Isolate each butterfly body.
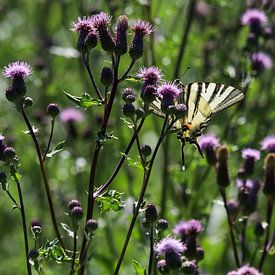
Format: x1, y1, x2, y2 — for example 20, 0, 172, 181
152, 81, 244, 143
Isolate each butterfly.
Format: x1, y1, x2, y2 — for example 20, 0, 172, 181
152, 82, 244, 165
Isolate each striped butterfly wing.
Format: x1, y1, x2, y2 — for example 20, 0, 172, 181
179, 82, 244, 139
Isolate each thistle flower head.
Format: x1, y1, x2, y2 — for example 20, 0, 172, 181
60, 108, 84, 123
137, 66, 163, 83
132, 19, 155, 36
252, 52, 272, 71
261, 135, 275, 152
173, 220, 203, 237
154, 237, 184, 256
241, 9, 268, 26
2, 61, 32, 79
199, 134, 219, 150
92, 12, 112, 29
227, 265, 262, 275
236, 179, 259, 190
71, 16, 93, 33
157, 83, 181, 100
242, 148, 260, 161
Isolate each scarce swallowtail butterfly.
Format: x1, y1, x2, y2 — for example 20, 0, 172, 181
152, 81, 244, 166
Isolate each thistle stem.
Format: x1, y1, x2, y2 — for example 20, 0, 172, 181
118, 59, 135, 82
220, 187, 240, 267
79, 56, 120, 273
12, 169, 32, 275
148, 226, 155, 275
94, 117, 146, 198
258, 198, 273, 272
114, 117, 168, 274
70, 230, 77, 275
20, 107, 64, 249
82, 54, 103, 101
43, 118, 55, 161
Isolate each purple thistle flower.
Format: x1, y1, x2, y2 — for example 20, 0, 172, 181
132, 19, 154, 36
261, 135, 275, 152
236, 178, 259, 190
91, 12, 112, 29
227, 265, 262, 275
173, 219, 203, 237
2, 61, 32, 79
242, 148, 260, 161
157, 83, 180, 100
137, 66, 163, 83
241, 9, 267, 26
251, 52, 272, 71
199, 134, 219, 150
154, 237, 184, 256
60, 108, 84, 123
71, 16, 93, 33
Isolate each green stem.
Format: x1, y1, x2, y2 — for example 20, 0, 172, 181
114, 117, 169, 274
258, 198, 273, 272
12, 168, 32, 275
43, 118, 55, 161
148, 226, 154, 275
21, 107, 65, 249
220, 187, 240, 267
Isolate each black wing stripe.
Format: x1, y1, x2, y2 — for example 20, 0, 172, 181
192, 82, 203, 120
208, 83, 221, 104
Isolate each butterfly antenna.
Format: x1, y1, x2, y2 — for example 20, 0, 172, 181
178, 66, 191, 80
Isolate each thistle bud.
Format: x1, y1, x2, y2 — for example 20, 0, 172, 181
115, 15, 129, 55
100, 67, 113, 87
122, 88, 135, 103
122, 103, 136, 120
84, 29, 98, 50
144, 203, 158, 225
68, 199, 81, 210
262, 153, 275, 198
141, 85, 157, 104
77, 30, 89, 54
5, 87, 21, 103
4, 147, 16, 162
24, 97, 33, 108
140, 144, 152, 159
71, 206, 83, 220
157, 219, 169, 231
216, 145, 230, 187
181, 260, 197, 274
30, 218, 42, 239
85, 219, 98, 232
47, 103, 60, 118
157, 260, 168, 274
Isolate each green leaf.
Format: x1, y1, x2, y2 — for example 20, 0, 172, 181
39, 239, 71, 263
125, 76, 141, 83
121, 153, 143, 170
46, 140, 65, 158
79, 93, 102, 108
63, 91, 81, 104
96, 190, 124, 213
132, 260, 146, 275
64, 91, 102, 108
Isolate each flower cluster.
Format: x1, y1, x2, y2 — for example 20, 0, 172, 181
71, 12, 154, 58
240, 8, 272, 74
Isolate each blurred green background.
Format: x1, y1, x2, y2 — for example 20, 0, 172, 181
0, 0, 274, 274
